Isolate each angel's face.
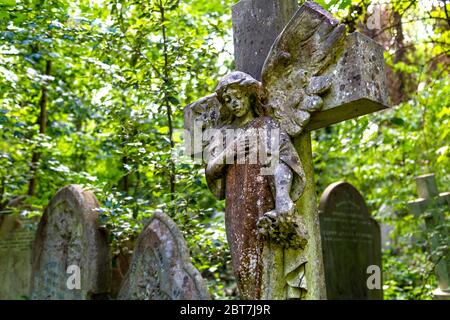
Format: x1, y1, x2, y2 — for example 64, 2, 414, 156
222, 86, 251, 118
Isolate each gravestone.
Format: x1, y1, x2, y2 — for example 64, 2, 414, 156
118, 211, 210, 300
30, 185, 111, 300
407, 173, 450, 300
319, 182, 382, 299
0, 214, 38, 299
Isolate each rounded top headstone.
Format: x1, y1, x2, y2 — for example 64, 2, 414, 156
319, 181, 371, 218
318, 181, 382, 300
30, 184, 111, 300
118, 210, 210, 300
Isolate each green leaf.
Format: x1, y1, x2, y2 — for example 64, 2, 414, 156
0, 0, 16, 7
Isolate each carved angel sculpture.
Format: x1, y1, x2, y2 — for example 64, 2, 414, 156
184, 2, 347, 299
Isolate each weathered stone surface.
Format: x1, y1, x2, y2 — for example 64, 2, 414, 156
30, 185, 111, 300
232, 0, 340, 299
262, 1, 347, 137
204, 71, 309, 299
407, 174, 450, 298
307, 32, 389, 130
225, 160, 271, 300
261, 2, 389, 135
319, 182, 383, 300
0, 213, 38, 299
292, 133, 326, 300
118, 211, 210, 300
232, 0, 298, 81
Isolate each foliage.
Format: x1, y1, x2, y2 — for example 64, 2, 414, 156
0, 0, 235, 299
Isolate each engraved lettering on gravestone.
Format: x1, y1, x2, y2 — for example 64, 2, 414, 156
0, 213, 38, 299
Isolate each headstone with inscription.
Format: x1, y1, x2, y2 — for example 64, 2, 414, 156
118, 211, 210, 300
0, 214, 38, 299
319, 182, 382, 299
30, 185, 111, 300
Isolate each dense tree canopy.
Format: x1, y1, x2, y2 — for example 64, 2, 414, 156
0, 0, 448, 299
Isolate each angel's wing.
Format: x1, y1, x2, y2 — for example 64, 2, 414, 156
184, 93, 227, 199
184, 93, 221, 157
261, 1, 347, 137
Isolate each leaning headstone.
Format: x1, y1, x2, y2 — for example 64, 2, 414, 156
118, 211, 210, 300
30, 185, 111, 300
319, 182, 383, 299
0, 213, 38, 299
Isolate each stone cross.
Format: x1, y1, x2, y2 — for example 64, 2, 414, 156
407, 174, 450, 299
231, 0, 388, 300
184, 0, 389, 300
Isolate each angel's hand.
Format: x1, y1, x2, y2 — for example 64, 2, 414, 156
257, 200, 295, 236
224, 134, 254, 160
206, 157, 226, 179
243, 138, 259, 157
257, 202, 308, 249
211, 135, 239, 164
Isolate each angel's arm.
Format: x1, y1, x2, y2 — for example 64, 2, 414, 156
206, 154, 227, 180
206, 132, 250, 179
205, 135, 236, 180
273, 162, 295, 215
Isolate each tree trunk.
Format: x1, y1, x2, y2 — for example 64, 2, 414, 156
159, 0, 176, 200
28, 60, 52, 196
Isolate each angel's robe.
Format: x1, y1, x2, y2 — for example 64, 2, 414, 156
205, 116, 305, 299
